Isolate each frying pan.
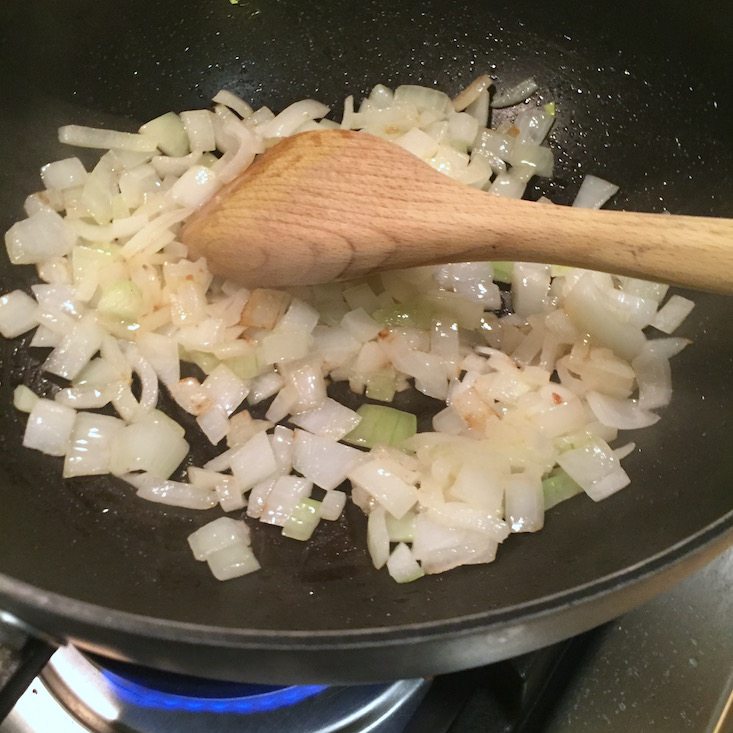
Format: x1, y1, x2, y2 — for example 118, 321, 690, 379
0, 0, 731, 690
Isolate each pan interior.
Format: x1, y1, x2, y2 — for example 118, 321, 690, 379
0, 0, 731, 636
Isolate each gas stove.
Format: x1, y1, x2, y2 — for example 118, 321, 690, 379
2, 548, 731, 733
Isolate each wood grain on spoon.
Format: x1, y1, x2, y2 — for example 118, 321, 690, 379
182, 130, 733, 293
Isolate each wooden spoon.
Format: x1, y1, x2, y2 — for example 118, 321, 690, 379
182, 130, 733, 293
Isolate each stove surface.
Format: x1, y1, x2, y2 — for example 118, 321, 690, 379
1, 547, 731, 733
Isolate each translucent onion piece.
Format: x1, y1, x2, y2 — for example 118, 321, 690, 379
23, 398, 76, 456
188, 517, 251, 561
292, 430, 366, 491
59, 125, 158, 152
63, 412, 124, 478
386, 543, 424, 583
124, 473, 217, 510
0, 290, 38, 338
206, 543, 260, 580
491, 77, 539, 108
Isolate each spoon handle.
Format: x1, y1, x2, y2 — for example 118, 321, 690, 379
400, 194, 733, 294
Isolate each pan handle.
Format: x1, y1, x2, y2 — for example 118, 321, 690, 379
0, 613, 57, 722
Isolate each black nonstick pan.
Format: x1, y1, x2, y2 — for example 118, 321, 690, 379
0, 0, 731, 689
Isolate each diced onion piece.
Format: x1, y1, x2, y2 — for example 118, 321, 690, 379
586, 391, 660, 430
13, 385, 39, 413
41, 158, 88, 190
426, 502, 511, 542
229, 430, 279, 490
557, 438, 630, 501
110, 413, 189, 479
564, 275, 646, 361
290, 398, 361, 440
386, 543, 424, 583
340, 308, 382, 342
348, 459, 418, 519
188, 516, 251, 561
319, 490, 347, 521
43, 314, 105, 381
213, 89, 254, 119
0, 290, 38, 337
651, 295, 695, 334
59, 125, 158, 152
452, 74, 493, 112
63, 412, 124, 477
169, 165, 220, 208
123, 473, 217, 510
282, 498, 322, 540
491, 77, 539, 108
632, 342, 673, 410
367, 506, 390, 569
180, 110, 217, 152
206, 543, 260, 580
23, 398, 76, 456
139, 112, 189, 157
344, 404, 417, 449
292, 429, 366, 491
261, 475, 313, 526
572, 175, 619, 209
202, 363, 249, 416
5, 210, 76, 265
385, 511, 416, 542
505, 472, 544, 532
97, 280, 143, 321
137, 332, 180, 387
257, 100, 330, 138
196, 405, 230, 445
542, 468, 583, 510
246, 477, 276, 519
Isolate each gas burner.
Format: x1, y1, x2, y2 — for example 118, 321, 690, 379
4, 646, 429, 733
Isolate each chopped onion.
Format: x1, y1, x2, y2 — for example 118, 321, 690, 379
23, 398, 76, 456
206, 543, 261, 580
292, 430, 365, 491
366, 506, 390, 569
13, 384, 39, 413
5, 210, 76, 265
261, 475, 313, 527
348, 459, 418, 519
110, 413, 189, 479
123, 473, 217, 510
343, 404, 417, 449
651, 295, 695, 334
491, 77, 539, 108
386, 543, 424, 583
0, 290, 38, 338
291, 398, 361, 440
586, 391, 660, 430
229, 430, 279, 490
572, 175, 619, 209
505, 472, 544, 532
188, 517, 251, 561
257, 100, 330, 138
63, 412, 124, 478
0, 77, 695, 586
139, 112, 189, 157
212, 89, 254, 119
319, 490, 347, 521
59, 125, 158, 152
41, 158, 88, 190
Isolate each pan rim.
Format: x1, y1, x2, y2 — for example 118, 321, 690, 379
1, 511, 731, 649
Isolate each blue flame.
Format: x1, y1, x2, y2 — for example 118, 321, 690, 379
102, 668, 327, 714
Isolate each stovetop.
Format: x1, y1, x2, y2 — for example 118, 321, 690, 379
1, 547, 731, 733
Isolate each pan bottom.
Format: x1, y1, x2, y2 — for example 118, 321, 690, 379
15, 646, 428, 732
